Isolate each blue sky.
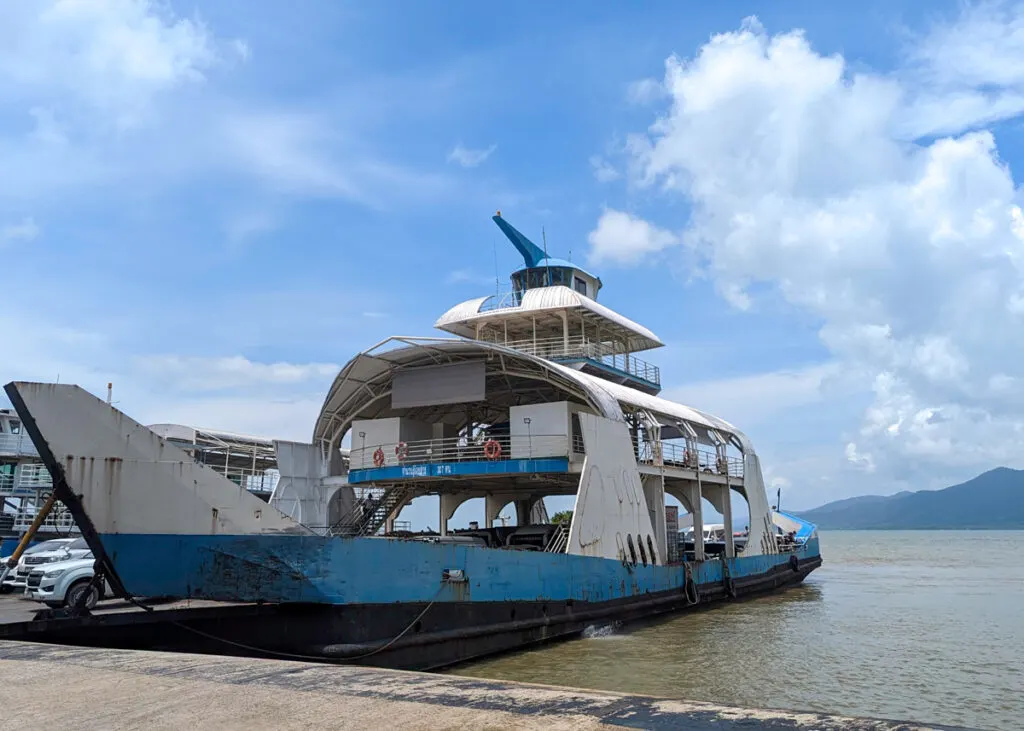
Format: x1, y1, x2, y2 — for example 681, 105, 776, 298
5, 1, 1024, 527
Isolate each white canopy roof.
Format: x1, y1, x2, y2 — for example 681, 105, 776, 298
434, 286, 663, 352
313, 337, 752, 454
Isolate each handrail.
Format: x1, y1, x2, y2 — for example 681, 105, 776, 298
0, 433, 39, 457
544, 523, 569, 553
350, 433, 571, 470
634, 439, 744, 478
483, 335, 661, 386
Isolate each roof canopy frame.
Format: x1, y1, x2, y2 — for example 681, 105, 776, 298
314, 337, 612, 454
313, 337, 755, 463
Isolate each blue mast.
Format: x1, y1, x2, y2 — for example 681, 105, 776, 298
492, 212, 546, 268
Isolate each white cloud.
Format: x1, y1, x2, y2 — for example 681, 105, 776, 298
662, 363, 838, 429
446, 268, 497, 286
447, 143, 497, 168
0, 0, 224, 127
0, 218, 40, 246
627, 77, 666, 105
135, 355, 339, 391
612, 10, 1024, 490
910, 1, 1024, 89
588, 208, 678, 265
589, 155, 620, 182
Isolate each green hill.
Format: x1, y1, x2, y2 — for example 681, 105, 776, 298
797, 467, 1024, 529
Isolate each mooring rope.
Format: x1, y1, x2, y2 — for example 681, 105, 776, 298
117, 585, 446, 664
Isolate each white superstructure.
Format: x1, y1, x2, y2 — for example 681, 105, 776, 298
276, 213, 784, 562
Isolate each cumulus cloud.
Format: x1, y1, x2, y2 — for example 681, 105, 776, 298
0, 0, 228, 127
588, 208, 678, 265
604, 9, 1024, 484
589, 155, 620, 182
0, 218, 40, 246
135, 354, 339, 391
447, 143, 497, 168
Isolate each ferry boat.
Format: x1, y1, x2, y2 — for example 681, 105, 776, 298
3, 212, 821, 669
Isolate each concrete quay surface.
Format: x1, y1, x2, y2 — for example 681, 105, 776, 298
0, 640, 969, 731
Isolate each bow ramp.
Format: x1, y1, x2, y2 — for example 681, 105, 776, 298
4, 381, 308, 538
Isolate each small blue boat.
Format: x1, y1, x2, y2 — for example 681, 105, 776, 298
3, 213, 820, 669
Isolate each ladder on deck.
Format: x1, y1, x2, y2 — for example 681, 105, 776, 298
330, 484, 410, 537
544, 522, 569, 553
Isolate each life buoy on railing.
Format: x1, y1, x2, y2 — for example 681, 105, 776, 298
483, 439, 502, 460
395, 442, 409, 461
372, 448, 385, 468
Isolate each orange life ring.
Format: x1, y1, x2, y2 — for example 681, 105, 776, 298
372, 448, 385, 468
395, 442, 409, 461
483, 439, 502, 460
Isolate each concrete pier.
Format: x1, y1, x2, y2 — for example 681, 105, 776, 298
0, 641, 965, 730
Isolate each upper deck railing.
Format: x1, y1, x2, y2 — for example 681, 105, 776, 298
479, 289, 523, 312
350, 433, 571, 471
0, 432, 39, 458
485, 336, 661, 387
634, 439, 744, 478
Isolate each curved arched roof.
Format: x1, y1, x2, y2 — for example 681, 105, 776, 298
434, 285, 662, 352
313, 337, 752, 454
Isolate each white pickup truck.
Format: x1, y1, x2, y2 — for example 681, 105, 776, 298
26, 551, 112, 609
0, 537, 85, 593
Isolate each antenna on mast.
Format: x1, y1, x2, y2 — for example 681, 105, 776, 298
493, 235, 500, 296
542, 226, 552, 286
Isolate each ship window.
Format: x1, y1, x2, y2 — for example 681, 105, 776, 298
626, 534, 637, 566
8, 420, 19, 434
637, 535, 648, 566
574, 276, 587, 295
647, 535, 656, 565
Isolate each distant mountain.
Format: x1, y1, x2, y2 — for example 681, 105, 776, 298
796, 467, 1024, 529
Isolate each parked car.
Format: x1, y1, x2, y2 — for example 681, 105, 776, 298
26, 551, 111, 609
0, 537, 79, 594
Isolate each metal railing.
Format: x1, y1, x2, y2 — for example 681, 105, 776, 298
479, 289, 522, 312
226, 471, 279, 494
486, 336, 661, 387
8, 498, 77, 533
0, 464, 54, 496
544, 523, 569, 553
635, 439, 744, 478
15, 463, 52, 488
350, 433, 570, 471
0, 433, 38, 457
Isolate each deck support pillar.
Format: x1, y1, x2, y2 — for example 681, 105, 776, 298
485, 494, 509, 529
640, 474, 667, 564
680, 480, 705, 561
514, 498, 532, 526
439, 493, 462, 536
702, 483, 735, 558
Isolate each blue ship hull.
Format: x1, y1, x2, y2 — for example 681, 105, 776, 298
4, 533, 821, 670
100, 532, 821, 605
23, 531, 817, 669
